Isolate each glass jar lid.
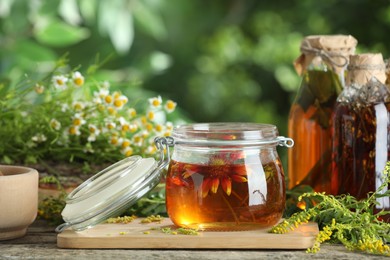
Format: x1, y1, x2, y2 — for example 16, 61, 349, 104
172, 122, 293, 147
55, 137, 174, 232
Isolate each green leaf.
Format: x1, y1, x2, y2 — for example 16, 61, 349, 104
133, 1, 167, 41
34, 20, 90, 47
13, 40, 57, 63
97, 0, 133, 54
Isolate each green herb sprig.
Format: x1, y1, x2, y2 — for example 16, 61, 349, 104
271, 162, 390, 256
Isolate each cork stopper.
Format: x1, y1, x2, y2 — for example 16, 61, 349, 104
294, 35, 358, 75
346, 53, 386, 86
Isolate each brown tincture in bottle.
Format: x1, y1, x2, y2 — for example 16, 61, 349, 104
332, 53, 390, 220
288, 35, 357, 193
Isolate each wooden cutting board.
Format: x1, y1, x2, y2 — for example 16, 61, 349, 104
57, 218, 319, 249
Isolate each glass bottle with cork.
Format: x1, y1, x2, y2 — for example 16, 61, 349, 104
332, 53, 390, 219
288, 35, 357, 193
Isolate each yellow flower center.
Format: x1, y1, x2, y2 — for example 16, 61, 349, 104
73, 118, 82, 126
73, 103, 82, 110
56, 79, 64, 85
122, 124, 130, 131
129, 109, 137, 117
211, 158, 225, 166
105, 95, 113, 103
69, 126, 77, 135
146, 123, 153, 131
155, 124, 163, 132
152, 99, 160, 107
125, 149, 133, 157
121, 140, 131, 149
74, 78, 84, 86
111, 137, 119, 145
166, 100, 176, 110
113, 99, 123, 108
147, 111, 155, 120
107, 107, 117, 115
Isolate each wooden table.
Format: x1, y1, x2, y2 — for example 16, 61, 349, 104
0, 220, 386, 259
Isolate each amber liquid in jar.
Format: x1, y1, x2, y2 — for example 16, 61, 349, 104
332, 101, 390, 220
288, 70, 342, 193
166, 155, 285, 231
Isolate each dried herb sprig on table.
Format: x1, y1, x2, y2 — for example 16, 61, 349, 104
271, 162, 390, 256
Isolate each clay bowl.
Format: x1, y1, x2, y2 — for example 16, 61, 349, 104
0, 165, 38, 240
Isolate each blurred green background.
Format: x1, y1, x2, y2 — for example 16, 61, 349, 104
1, 0, 389, 135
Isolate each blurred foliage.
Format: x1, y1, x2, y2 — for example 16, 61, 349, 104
2, 0, 390, 133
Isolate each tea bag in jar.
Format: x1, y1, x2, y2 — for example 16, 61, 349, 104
332, 53, 390, 217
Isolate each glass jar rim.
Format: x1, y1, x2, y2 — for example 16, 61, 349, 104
171, 122, 292, 147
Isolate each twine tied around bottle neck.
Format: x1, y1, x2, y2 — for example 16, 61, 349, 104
300, 44, 349, 68
347, 63, 386, 71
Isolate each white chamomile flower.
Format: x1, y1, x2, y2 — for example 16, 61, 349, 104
87, 124, 100, 142
72, 101, 85, 111
31, 133, 47, 143
72, 113, 86, 126
72, 71, 84, 87
101, 81, 110, 89
50, 118, 61, 130
122, 147, 133, 157
166, 122, 174, 131
127, 108, 137, 118
35, 84, 45, 94
113, 95, 128, 109
68, 126, 81, 136
61, 104, 69, 112
147, 110, 155, 121
164, 100, 177, 113
52, 75, 68, 90
148, 96, 162, 108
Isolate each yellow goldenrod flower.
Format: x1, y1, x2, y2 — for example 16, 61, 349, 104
72, 71, 84, 87
34, 84, 45, 94
49, 118, 61, 130
52, 75, 68, 90
148, 96, 162, 108
164, 100, 177, 113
